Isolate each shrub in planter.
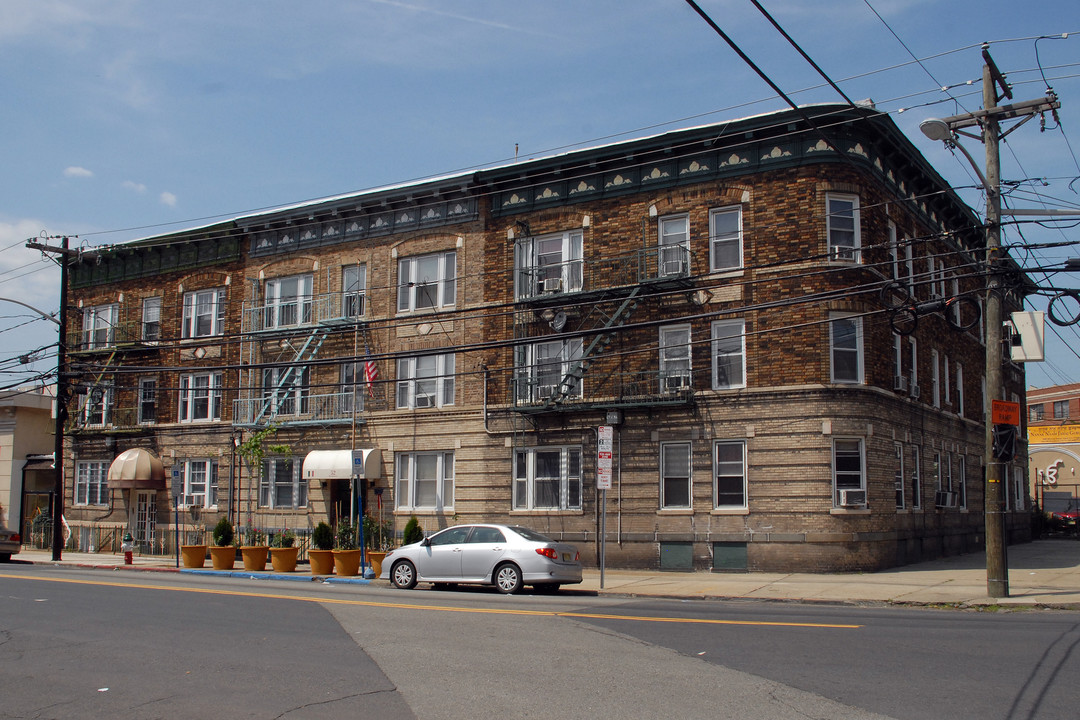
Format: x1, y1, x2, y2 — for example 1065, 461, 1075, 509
309, 521, 335, 575
212, 517, 234, 547
312, 521, 334, 550
271, 528, 296, 548
403, 515, 424, 546
209, 517, 236, 570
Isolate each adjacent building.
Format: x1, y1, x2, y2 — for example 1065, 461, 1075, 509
1028, 383, 1080, 516
59, 103, 1032, 572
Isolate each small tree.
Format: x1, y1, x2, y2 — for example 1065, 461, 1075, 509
402, 515, 424, 545
312, 521, 334, 550
212, 517, 234, 547
237, 425, 290, 543
336, 520, 358, 550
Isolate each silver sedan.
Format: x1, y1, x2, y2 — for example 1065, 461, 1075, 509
380, 524, 582, 594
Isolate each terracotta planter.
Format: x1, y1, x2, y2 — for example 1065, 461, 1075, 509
309, 549, 335, 575
181, 545, 207, 568
333, 548, 362, 577
210, 545, 236, 570
241, 546, 269, 571
269, 546, 299, 573
367, 551, 387, 578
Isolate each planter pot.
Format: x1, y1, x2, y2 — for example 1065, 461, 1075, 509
181, 545, 207, 569
367, 551, 387, 578
309, 549, 335, 575
269, 546, 299, 573
241, 546, 269, 571
210, 545, 236, 570
333, 549, 362, 577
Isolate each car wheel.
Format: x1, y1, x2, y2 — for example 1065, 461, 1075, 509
494, 563, 522, 594
391, 560, 417, 590
0, 553, 10, 563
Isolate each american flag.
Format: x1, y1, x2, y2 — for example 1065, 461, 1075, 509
364, 354, 379, 397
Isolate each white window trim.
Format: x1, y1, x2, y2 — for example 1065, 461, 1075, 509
515, 230, 584, 299
138, 378, 157, 425
178, 371, 223, 423
141, 297, 162, 342
262, 366, 310, 416
711, 319, 746, 390
660, 324, 692, 393
826, 193, 861, 262
709, 205, 743, 273
931, 349, 941, 408
660, 441, 692, 510
342, 264, 367, 318
75, 460, 109, 506
895, 442, 906, 510
513, 446, 583, 511
83, 304, 119, 349
517, 339, 584, 402
830, 314, 864, 384
258, 457, 307, 509
713, 440, 747, 510
887, 221, 899, 280
395, 451, 455, 511
179, 459, 218, 509
911, 448, 922, 510
832, 437, 866, 507
396, 354, 455, 409
264, 274, 314, 329
397, 250, 457, 313
658, 213, 690, 276
81, 383, 113, 427
182, 288, 226, 339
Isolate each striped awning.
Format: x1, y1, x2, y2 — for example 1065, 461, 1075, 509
107, 448, 167, 490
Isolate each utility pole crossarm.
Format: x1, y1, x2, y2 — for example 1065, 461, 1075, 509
935, 96, 1061, 133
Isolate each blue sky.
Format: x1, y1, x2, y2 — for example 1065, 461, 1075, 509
1, 0, 1077, 389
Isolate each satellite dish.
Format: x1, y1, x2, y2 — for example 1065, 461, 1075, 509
551, 311, 568, 332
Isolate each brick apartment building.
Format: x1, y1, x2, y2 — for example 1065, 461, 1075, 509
60, 103, 1031, 572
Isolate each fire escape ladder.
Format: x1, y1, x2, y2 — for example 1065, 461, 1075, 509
249, 326, 329, 426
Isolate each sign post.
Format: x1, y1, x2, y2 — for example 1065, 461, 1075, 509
597, 426, 613, 589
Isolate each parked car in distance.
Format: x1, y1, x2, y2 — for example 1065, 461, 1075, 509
0, 523, 21, 562
380, 524, 582, 594
1050, 509, 1079, 527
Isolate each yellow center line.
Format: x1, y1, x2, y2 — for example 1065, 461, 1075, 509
0, 573, 862, 629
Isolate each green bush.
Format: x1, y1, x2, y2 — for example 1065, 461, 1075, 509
363, 514, 394, 551
212, 517, 234, 547
403, 515, 424, 545
336, 521, 358, 550
312, 521, 334, 550
271, 528, 296, 548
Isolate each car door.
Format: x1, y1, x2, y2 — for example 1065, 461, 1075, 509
459, 526, 507, 581
416, 526, 471, 580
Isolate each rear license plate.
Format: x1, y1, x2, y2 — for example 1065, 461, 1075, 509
562, 553, 571, 561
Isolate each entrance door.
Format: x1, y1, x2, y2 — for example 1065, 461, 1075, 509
135, 491, 157, 553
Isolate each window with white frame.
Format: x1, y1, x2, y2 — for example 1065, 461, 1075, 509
264, 274, 313, 328
658, 214, 690, 276
709, 206, 743, 272
826, 194, 860, 261
712, 319, 745, 389
138, 378, 157, 424
259, 458, 307, 509
515, 338, 583, 402
909, 337, 919, 394
893, 333, 904, 389
180, 459, 218, 508
931, 350, 941, 407
911, 447, 922, 509
833, 438, 865, 505
944, 356, 951, 405
75, 460, 109, 505
82, 304, 118, 349
956, 362, 964, 416
887, 221, 899, 280
178, 371, 223, 422
1030, 403, 1044, 422
904, 237, 915, 293
830, 314, 863, 384
81, 383, 113, 426
1013, 466, 1024, 508
262, 366, 309, 416
395, 451, 454, 511
660, 441, 692, 509
958, 455, 967, 509
397, 354, 455, 409
397, 250, 456, 312
513, 446, 582, 511
182, 288, 226, 339
895, 442, 905, 510
714, 441, 746, 509
340, 362, 364, 415
1054, 400, 1070, 419
515, 230, 583, 299
142, 297, 161, 341
660, 325, 692, 393
342, 264, 367, 318
934, 452, 944, 491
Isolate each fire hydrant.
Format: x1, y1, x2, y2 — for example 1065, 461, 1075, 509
122, 532, 134, 565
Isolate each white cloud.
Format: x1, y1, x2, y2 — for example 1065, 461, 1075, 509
122, 180, 147, 194
159, 191, 177, 207
63, 166, 94, 179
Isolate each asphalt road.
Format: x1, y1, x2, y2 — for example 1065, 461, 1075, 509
2, 565, 1078, 719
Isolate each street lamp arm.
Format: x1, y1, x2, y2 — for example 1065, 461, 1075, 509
0, 297, 60, 326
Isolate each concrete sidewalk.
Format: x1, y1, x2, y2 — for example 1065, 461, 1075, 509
12, 538, 1080, 610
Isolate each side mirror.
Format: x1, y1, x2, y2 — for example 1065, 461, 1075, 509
420, 537, 431, 547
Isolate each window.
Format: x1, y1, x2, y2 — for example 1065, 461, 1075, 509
659, 325, 692, 393
1030, 404, 1044, 422
956, 363, 964, 416
395, 452, 454, 511
182, 288, 225, 338
81, 383, 113, 426
943, 356, 951, 405
712, 320, 745, 389
894, 442, 905, 510
340, 362, 364, 415
911, 447, 922, 509
181, 460, 218, 508
660, 442, 692, 509
138, 378, 157, 424
142, 297, 161, 341
75, 460, 108, 505
709, 206, 742, 272
397, 354, 455, 409
262, 366, 310, 416
909, 337, 919, 394
833, 438, 865, 505
516, 338, 583, 402
714, 441, 746, 509
658, 214, 690, 276
179, 372, 223, 422
830, 315, 863, 384
931, 350, 941, 408
904, 236, 915, 293
826, 194, 860, 261
397, 250, 456, 312
1054, 400, 1070, 419
259, 458, 306, 509
513, 446, 582, 510
958, 455, 967, 509
342, 264, 366, 318
887, 221, 899, 280
82, 304, 118, 349
515, 230, 583, 299
264, 274, 313, 328
934, 453, 944, 492
893, 333, 904, 386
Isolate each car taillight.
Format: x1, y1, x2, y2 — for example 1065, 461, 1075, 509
574, 551, 580, 561
12, 533, 20, 543
535, 547, 558, 560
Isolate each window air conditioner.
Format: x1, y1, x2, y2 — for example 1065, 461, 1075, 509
536, 385, 558, 398
661, 260, 687, 277
541, 277, 562, 294
839, 489, 867, 507
909, 383, 921, 399
414, 393, 434, 408
894, 375, 909, 392
665, 374, 690, 393
934, 491, 958, 508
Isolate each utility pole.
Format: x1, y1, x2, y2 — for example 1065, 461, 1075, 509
920, 47, 1060, 598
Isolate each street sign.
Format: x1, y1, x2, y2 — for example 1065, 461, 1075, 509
991, 400, 1020, 426
597, 425, 613, 489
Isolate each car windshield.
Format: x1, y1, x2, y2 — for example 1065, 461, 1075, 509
509, 526, 554, 543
